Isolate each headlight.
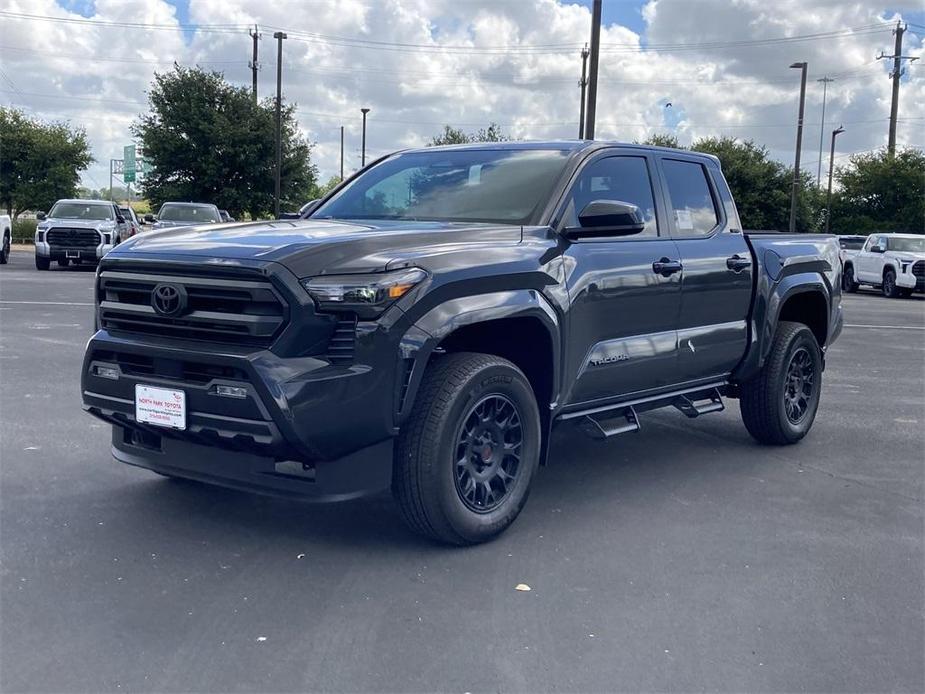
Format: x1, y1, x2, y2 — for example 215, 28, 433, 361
301, 268, 427, 317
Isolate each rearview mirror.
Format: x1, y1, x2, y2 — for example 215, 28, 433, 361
564, 200, 646, 239
36, 211, 46, 221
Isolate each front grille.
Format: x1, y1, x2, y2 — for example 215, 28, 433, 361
47, 227, 101, 247
912, 261, 925, 278
323, 315, 358, 363
91, 350, 248, 384
98, 269, 287, 348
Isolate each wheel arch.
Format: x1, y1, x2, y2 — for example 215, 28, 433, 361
397, 290, 561, 461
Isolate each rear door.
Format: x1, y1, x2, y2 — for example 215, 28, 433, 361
655, 155, 753, 383
559, 150, 685, 405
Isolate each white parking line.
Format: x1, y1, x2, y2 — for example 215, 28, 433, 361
0, 301, 94, 306
844, 324, 925, 330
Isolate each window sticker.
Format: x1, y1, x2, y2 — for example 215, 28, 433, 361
675, 209, 694, 230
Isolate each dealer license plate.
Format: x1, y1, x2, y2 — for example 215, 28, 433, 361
135, 384, 186, 430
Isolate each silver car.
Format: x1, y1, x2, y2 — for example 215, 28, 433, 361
34, 199, 130, 270
146, 202, 222, 230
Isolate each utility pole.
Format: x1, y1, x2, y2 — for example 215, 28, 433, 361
584, 0, 602, 140
578, 43, 589, 139
361, 108, 370, 167
789, 61, 808, 233
273, 31, 287, 219
248, 25, 260, 103
815, 76, 834, 186
878, 22, 918, 156
825, 125, 845, 234
340, 126, 344, 180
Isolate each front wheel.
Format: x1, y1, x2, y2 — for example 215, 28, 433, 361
883, 270, 901, 298
842, 264, 858, 293
0, 233, 9, 264
740, 321, 823, 445
35, 255, 50, 271
393, 352, 541, 545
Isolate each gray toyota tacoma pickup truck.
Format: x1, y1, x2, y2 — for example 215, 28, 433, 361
81, 141, 843, 544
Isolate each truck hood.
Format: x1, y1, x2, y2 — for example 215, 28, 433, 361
890, 252, 925, 263
109, 218, 525, 275
40, 217, 112, 231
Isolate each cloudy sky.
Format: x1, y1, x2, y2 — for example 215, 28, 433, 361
1, 0, 923, 193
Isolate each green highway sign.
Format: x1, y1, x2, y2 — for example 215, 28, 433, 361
123, 144, 136, 183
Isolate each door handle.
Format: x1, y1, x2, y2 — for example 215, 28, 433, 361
652, 257, 683, 277
726, 254, 752, 273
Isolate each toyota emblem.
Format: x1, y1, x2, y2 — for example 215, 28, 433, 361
151, 283, 186, 316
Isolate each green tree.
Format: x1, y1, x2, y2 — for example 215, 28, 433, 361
829, 148, 924, 234
641, 133, 681, 149
0, 107, 92, 218
133, 66, 317, 219
691, 136, 820, 231
429, 122, 507, 146
311, 175, 343, 199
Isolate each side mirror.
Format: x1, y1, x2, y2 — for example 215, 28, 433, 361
36, 211, 46, 221
144, 214, 155, 223
871, 244, 885, 254
565, 200, 646, 239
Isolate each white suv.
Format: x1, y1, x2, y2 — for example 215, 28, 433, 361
845, 233, 925, 298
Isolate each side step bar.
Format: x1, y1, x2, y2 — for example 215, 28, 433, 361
580, 406, 640, 440
562, 381, 728, 441
673, 388, 725, 418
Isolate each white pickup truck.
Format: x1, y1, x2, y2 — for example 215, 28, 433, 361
844, 233, 925, 298
0, 214, 10, 264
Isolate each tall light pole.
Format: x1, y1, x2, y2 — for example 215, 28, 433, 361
825, 125, 845, 234
361, 108, 370, 167
789, 61, 808, 233
584, 0, 602, 140
578, 43, 589, 139
273, 31, 287, 219
816, 76, 834, 186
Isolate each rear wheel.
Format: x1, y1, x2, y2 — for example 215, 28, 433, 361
35, 255, 50, 271
58, 258, 70, 267
883, 269, 901, 298
841, 264, 858, 293
740, 321, 823, 445
393, 352, 541, 545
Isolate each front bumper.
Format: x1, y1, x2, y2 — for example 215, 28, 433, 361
81, 325, 400, 501
35, 240, 114, 261
896, 269, 925, 292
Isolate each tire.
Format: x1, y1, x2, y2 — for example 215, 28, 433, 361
842, 264, 858, 293
899, 288, 913, 299
883, 269, 901, 298
393, 352, 542, 545
740, 321, 823, 446
35, 255, 50, 271
58, 258, 70, 267
0, 232, 9, 264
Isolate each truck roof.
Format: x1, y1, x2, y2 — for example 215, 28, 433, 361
55, 198, 112, 205
404, 139, 722, 166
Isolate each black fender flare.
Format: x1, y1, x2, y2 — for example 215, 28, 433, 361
734, 271, 833, 382
395, 289, 561, 424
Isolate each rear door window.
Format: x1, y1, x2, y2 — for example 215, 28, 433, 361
661, 159, 720, 237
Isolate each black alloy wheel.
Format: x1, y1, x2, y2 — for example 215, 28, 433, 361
454, 394, 523, 513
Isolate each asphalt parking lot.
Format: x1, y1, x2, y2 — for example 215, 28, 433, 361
1, 249, 922, 693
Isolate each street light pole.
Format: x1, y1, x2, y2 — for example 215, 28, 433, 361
584, 0, 602, 140
361, 108, 370, 167
816, 76, 834, 186
789, 61, 808, 233
578, 43, 589, 139
273, 31, 287, 219
825, 125, 845, 234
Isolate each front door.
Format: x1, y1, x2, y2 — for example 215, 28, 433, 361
655, 155, 753, 382
560, 151, 684, 406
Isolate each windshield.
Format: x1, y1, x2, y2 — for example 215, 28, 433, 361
158, 204, 220, 223
887, 237, 925, 253
313, 149, 571, 225
839, 237, 865, 250
49, 202, 112, 221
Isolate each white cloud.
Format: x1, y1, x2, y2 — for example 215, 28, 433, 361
0, 0, 921, 197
